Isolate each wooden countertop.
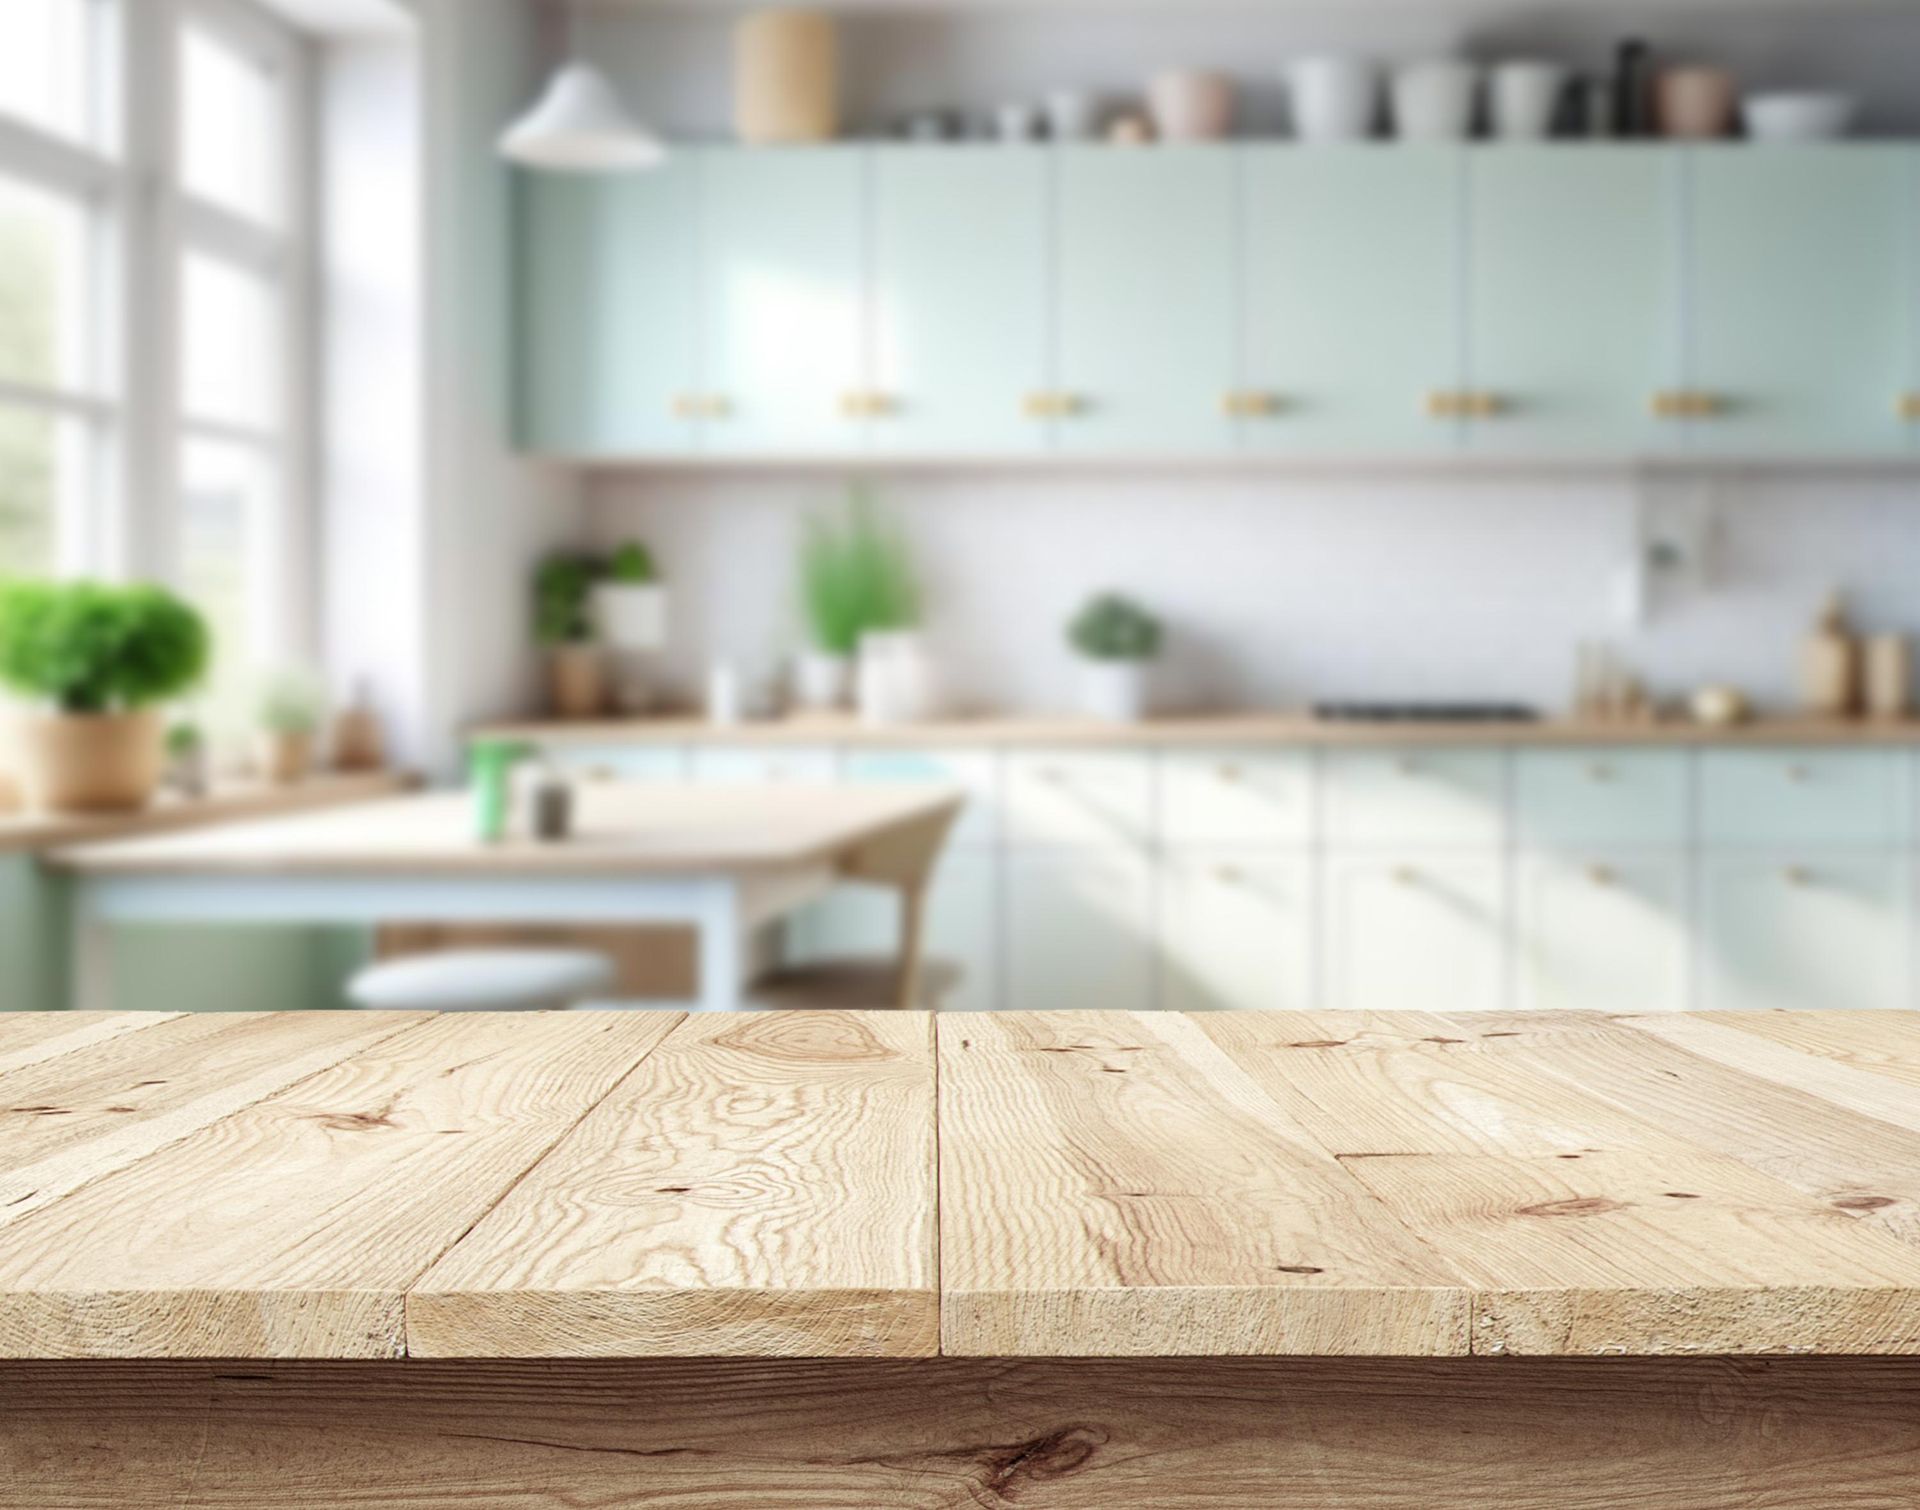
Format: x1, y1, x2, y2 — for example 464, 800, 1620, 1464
44, 783, 963, 878
3, 1007, 1920, 1361
0, 772, 413, 856
475, 711, 1920, 749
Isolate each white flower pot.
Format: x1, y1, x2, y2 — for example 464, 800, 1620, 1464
1079, 661, 1149, 724
794, 652, 852, 712
1286, 55, 1380, 143
591, 583, 667, 652
858, 631, 935, 728
1391, 60, 1481, 142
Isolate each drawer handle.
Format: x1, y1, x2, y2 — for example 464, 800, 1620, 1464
1785, 764, 1810, 784
1783, 865, 1812, 887
1216, 764, 1242, 783
1588, 865, 1615, 887
1651, 389, 1723, 420
1214, 865, 1244, 886
1898, 393, 1920, 423
1222, 390, 1284, 419
1395, 758, 1420, 777
1393, 866, 1420, 887
1588, 763, 1613, 783
1023, 391, 1081, 421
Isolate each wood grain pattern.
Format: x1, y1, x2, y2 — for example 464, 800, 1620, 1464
1703, 1010, 1920, 1090
7, 1356, 1920, 1509
937, 1011, 1469, 1356
0, 1011, 680, 1359
410, 1011, 937, 1358
47, 784, 964, 877
0, 1011, 180, 1075
0, 1010, 425, 1229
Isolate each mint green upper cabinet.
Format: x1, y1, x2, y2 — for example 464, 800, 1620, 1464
1688, 146, 1913, 458
871, 147, 1049, 456
1467, 148, 1683, 456
1053, 148, 1237, 453
699, 147, 866, 455
516, 163, 700, 458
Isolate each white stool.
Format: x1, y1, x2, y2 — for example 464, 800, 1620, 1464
347, 949, 618, 1012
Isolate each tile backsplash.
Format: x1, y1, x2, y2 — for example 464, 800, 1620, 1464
587, 470, 1920, 717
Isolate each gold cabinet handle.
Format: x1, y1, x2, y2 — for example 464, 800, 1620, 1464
672, 394, 704, 420
1392, 865, 1420, 886
840, 391, 894, 420
1651, 390, 1722, 420
1222, 390, 1283, 419
1783, 865, 1811, 887
1588, 864, 1615, 887
1899, 393, 1920, 423
1214, 865, 1244, 886
1023, 392, 1081, 421
1462, 391, 1506, 419
704, 395, 731, 420
1588, 762, 1614, 783
1425, 390, 1468, 420
1785, 763, 1809, 784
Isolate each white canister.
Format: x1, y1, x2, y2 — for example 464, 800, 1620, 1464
857, 631, 935, 728
793, 651, 852, 712
1044, 89, 1102, 142
1490, 60, 1568, 140
994, 101, 1040, 142
733, 9, 838, 145
1391, 59, 1482, 141
1147, 70, 1236, 142
1285, 55, 1380, 143
706, 661, 742, 727
1078, 661, 1149, 725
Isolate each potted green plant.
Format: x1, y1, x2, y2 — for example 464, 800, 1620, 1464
165, 719, 207, 798
591, 540, 667, 712
1067, 592, 1163, 724
535, 553, 607, 719
0, 580, 209, 813
798, 487, 923, 719
256, 670, 325, 784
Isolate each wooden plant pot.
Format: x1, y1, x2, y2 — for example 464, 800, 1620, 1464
257, 730, 316, 786
550, 646, 608, 720
12, 709, 164, 815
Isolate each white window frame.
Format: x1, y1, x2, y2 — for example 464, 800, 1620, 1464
0, 0, 318, 671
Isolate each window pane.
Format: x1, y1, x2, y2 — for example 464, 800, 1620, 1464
0, 405, 92, 577
180, 23, 282, 226
0, 0, 98, 145
0, 176, 93, 394
179, 436, 275, 733
181, 252, 280, 432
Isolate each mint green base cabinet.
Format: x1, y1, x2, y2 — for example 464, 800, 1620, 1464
0, 855, 68, 1012
1468, 148, 1683, 457
1054, 148, 1237, 454
1321, 853, 1506, 1012
1516, 854, 1691, 1014
1689, 147, 1915, 458
1698, 854, 1912, 1012
1005, 853, 1154, 1013
516, 163, 701, 458
871, 148, 1049, 456
700, 148, 866, 456
1160, 849, 1313, 1012
1241, 147, 1463, 456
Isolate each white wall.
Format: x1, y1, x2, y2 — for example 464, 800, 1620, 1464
588, 470, 1920, 716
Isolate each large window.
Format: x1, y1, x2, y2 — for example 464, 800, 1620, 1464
0, 0, 314, 742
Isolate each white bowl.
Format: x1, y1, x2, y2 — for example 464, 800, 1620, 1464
1742, 91, 1856, 143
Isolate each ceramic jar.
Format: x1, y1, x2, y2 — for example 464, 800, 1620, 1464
1490, 60, 1568, 139
1391, 60, 1482, 141
1044, 90, 1102, 142
1286, 55, 1379, 142
1655, 67, 1737, 140
733, 9, 839, 145
1147, 70, 1236, 142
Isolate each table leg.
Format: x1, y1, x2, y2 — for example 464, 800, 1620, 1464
70, 884, 113, 1014
696, 881, 746, 1013
896, 882, 928, 1011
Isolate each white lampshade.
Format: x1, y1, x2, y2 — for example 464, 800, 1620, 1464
499, 63, 667, 172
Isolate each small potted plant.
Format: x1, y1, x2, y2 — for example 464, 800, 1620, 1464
535, 553, 607, 719
165, 719, 207, 798
1067, 592, 1163, 724
0, 580, 209, 813
798, 487, 925, 720
256, 670, 325, 785
591, 541, 667, 712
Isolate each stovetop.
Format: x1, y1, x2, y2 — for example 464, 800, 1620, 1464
1311, 702, 1542, 724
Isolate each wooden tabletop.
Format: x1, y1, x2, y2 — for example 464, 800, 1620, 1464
3, 1008, 1920, 1362
44, 783, 963, 877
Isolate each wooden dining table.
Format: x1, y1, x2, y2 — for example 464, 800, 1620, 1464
45, 782, 963, 1013
2, 1006, 1919, 1507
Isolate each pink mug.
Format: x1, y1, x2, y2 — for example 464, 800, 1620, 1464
1656, 67, 1737, 139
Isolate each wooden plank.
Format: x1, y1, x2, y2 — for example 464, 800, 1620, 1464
1699, 1010, 1920, 1092
0, 1011, 426, 1229
410, 1011, 938, 1358
0, 1010, 681, 1359
936, 1011, 1469, 1357
1205, 1012, 1920, 1355
6, 1356, 1920, 1508
0, 1011, 180, 1075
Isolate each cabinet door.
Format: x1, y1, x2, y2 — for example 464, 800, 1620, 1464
1005, 854, 1154, 1013
871, 147, 1049, 456
1323, 748, 1506, 848
1698, 853, 1911, 1012
1161, 850, 1314, 1012
1161, 749, 1315, 846
1513, 749, 1689, 849
544, 745, 690, 783
1516, 854, 1690, 1013
1468, 148, 1682, 456
516, 163, 700, 457
701, 148, 866, 455
1003, 751, 1154, 850
1698, 750, 1911, 848
1689, 146, 1913, 458
1053, 147, 1237, 454
1322, 854, 1506, 1012
1242, 147, 1463, 455
792, 852, 1000, 1012
690, 746, 838, 784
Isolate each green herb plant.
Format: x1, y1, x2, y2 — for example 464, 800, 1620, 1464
799, 487, 921, 658
257, 670, 325, 736
0, 580, 209, 713
608, 541, 658, 584
534, 554, 605, 647
1067, 593, 1163, 662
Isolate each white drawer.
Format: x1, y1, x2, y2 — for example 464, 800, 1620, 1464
842, 748, 998, 848
1161, 749, 1314, 846
1321, 852, 1507, 1013
1003, 751, 1153, 849
1005, 852, 1155, 1012
1514, 750, 1688, 848
1323, 748, 1506, 848
1160, 849, 1314, 1012
1514, 852, 1691, 1013
544, 745, 689, 782
1698, 750, 1910, 847
690, 746, 839, 784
